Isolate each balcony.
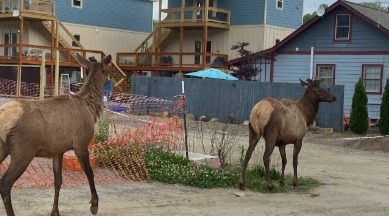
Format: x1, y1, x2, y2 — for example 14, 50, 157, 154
0, 0, 55, 19
160, 7, 230, 29
117, 52, 228, 72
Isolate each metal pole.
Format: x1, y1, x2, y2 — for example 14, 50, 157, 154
182, 80, 189, 160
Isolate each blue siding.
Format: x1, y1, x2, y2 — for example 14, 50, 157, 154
273, 54, 389, 119
281, 7, 389, 51
168, 0, 264, 25
266, 0, 303, 29
56, 0, 153, 33
218, 0, 264, 25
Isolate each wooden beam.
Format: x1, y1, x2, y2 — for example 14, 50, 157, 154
179, 26, 184, 69
202, 25, 208, 67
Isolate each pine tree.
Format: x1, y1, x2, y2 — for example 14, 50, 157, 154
350, 78, 368, 134
378, 78, 389, 135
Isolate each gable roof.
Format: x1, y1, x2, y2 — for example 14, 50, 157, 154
227, 0, 389, 65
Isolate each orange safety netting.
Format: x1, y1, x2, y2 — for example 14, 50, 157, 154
0, 79, 186, 188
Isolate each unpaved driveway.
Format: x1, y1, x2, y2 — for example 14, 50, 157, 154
1, 136, 389, 216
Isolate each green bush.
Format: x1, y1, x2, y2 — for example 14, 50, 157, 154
378, 78, 389, 135
350, 78, 368, 134
95, 120, 110, 143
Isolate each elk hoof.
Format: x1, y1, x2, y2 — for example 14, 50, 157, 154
238, 183, 245, 191
50, 210, 59, 216
90, 203, 98, 215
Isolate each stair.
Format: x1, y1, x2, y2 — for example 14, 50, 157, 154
33, 19, 127, 93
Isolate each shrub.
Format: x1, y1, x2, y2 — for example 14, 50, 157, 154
95, 120, 110, 143
350, 78, 368, 134
378, 78, 389, 135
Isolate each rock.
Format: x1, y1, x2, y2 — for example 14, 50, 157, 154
242, 120, 249, 126
209, 118, 219, 122
186, 113, 195, 121
233, 191, 246, 197
199, 116, 207, 122
228, 115, 236, 124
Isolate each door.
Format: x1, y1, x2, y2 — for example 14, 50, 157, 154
4, 30, 18, 57
194, 41, 201, 64
206, 41, 212, 64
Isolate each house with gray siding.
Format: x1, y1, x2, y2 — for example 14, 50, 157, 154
228, 0, 389, 122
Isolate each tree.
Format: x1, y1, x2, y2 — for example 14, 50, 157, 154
350, 78, 369, 134
230, 42, 258, 80
360, 2, 389, 11
303, 4, 328, 24
378, 78, 389, 135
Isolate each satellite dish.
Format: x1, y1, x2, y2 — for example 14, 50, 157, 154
316, 5, 325, 17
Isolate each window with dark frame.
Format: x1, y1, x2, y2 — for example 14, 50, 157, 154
362, 65, 382, 93
72, 35, 80, 47
72, 0, 82, 8
317, 65, 335, 85
335, 14, 351, 40
276, 0, 283, 10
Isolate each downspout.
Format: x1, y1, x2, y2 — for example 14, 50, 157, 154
310, 47, 314, 79
263, 0, 268, 50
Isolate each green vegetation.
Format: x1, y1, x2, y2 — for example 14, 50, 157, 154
350, 78, 368, 134
378, 78, 389, 135
95, 120, 110, 143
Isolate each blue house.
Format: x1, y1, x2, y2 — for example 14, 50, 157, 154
117, 0, 304, 79
0, 0, 154, 94
228, 0, 389, 121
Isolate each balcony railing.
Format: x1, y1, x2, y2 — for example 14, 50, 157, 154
0, 0, 55, 16
161, 7, 230, 27
117, 52, 228, 71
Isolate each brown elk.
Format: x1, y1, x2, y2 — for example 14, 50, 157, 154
239, 79, 336, 190
0, 53, 111, 216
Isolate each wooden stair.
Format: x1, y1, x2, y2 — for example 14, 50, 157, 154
33, 18, 128, 92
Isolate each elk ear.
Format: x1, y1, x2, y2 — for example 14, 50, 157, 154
75, 53, 91, 69
300, 79, 308, 87
102, 54, 112, 70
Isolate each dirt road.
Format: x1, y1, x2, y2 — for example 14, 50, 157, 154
1, 136, 389, 216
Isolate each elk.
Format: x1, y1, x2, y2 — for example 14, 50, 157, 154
0, 53, 111, 216
239, 79, 336, 190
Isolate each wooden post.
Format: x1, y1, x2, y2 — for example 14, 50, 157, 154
54, 20, 59, 95
202, 25, 208, 67
40, 51, 46, 99
17, 16, 24, 97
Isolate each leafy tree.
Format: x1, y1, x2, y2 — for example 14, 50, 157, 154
303, 4, 328, 24
360, 2, 389, 11
350, 78, 369, 134
230, 42, 258, 80
378, 78, 389, 135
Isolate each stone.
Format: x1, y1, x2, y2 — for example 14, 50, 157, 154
233, 191, 246, 197
209, 118, 219, 122
242, 120, 249, 126
199, 116, 207, 121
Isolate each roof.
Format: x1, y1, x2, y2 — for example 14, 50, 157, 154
227, 0, 389, 66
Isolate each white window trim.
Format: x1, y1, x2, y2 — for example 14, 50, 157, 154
317, 65, 335, 85
276, 0, 284, 10
362, 65, 383, 93
72, 0, 83, 9
335, 14, 351, 40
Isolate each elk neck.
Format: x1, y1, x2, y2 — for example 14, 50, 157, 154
297, 91, 320, 125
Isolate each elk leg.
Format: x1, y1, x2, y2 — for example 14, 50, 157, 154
75, 149, 98, 215
51, 154, 63, 216
0, 154, 34, 216
293, 140, 302, 188
239, 123, 259, 190
0, 141, 9, 164
263, 141, 275, 190
278, 145, 287, 186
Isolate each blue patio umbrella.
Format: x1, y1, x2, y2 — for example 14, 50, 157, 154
185, 68, 238, 80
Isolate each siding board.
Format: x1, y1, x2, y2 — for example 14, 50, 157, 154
131, 77, 344, 132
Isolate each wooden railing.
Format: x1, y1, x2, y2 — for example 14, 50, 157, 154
161, 7, 230, 27
117, 52, 228, 70
0, 0, 55, 16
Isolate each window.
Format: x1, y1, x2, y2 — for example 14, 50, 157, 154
362, 65, 383, 94
316, 64, 335, 85
335, 14, 351, 41
72, 0, 82, 8
276, 0, 283, 10
72, 35, 80, 47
